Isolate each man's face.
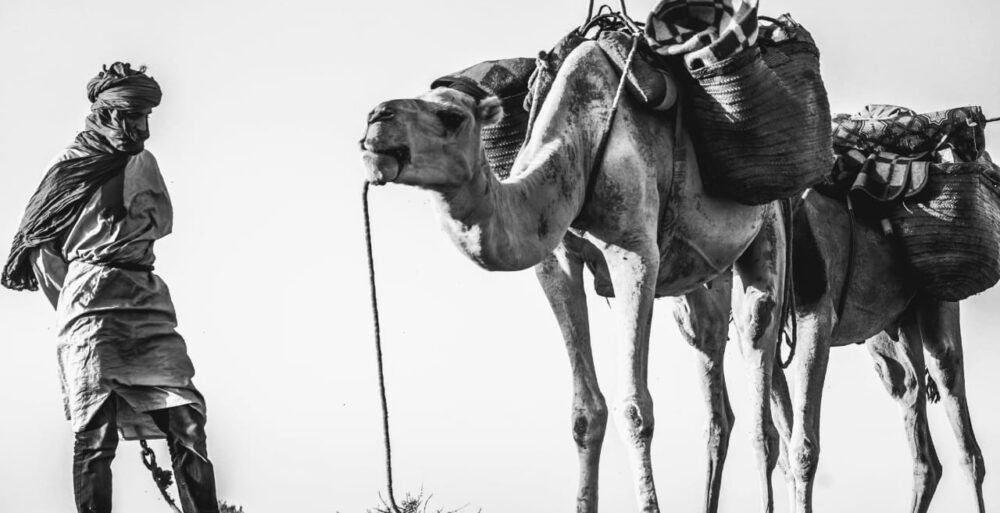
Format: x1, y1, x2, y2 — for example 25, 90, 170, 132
122, 108, 151, 136
117, 107, 152, 152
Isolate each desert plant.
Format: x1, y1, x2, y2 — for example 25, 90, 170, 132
366, 490, 480, 513
218, 501, 245, 513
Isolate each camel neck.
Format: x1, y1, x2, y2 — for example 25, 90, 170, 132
430, 131, 592, 272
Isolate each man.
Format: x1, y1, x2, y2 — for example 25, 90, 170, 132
3, 62, 219, 513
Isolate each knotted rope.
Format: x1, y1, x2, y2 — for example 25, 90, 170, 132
139, 439, 182, 513
777, 198, 798, 369
362, 181, 404, 513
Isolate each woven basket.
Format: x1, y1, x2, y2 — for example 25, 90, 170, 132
890, 161, 1000, 301
686, 22, 832, 204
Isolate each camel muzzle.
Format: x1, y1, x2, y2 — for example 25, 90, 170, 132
360, 138, 410, 185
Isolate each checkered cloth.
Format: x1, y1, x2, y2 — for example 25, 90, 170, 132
645, 0, 759, 70
833, 104, 987, 163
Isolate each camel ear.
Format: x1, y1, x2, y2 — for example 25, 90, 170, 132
478, 96, 503, 126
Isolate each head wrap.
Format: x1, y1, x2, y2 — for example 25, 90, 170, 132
2, 62, 161, 291
85, 62, 162, 154
87, 62, 162, 111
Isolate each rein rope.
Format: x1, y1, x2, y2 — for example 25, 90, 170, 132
139, 439, 182, 513
362, 181, 404, 513
777, 198, 798, 369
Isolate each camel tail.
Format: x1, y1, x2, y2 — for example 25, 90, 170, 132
925, 369, 941, 404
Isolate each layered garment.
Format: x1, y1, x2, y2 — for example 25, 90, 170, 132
31, 145, 204, 439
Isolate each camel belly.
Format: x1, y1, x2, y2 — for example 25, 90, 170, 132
654, 195, 766, 296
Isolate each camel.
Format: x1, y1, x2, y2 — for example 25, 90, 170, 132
771, 190, 987, 512
360, 40, 790, 513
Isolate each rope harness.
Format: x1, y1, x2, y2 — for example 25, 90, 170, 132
139, 439, 182, 513
777, 197, 797, 369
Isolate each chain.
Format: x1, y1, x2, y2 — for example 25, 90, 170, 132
139, 439, 182, 513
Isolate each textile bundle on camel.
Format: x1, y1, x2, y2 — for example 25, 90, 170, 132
828, 104, 1000, 301
645, 0, 832, 204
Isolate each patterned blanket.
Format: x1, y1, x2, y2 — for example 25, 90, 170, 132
645, 0, 759, 70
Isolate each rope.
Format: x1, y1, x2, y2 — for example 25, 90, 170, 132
362, 181, 404, 513
778, 198, 797, 369
139, 440, 182, 513
986, 116, 1000, 124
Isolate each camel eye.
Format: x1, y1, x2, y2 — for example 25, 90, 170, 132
436, 109, 465, 131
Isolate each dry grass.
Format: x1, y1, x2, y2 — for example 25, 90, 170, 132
218, 501, 245, 513
366, 490, 480, 513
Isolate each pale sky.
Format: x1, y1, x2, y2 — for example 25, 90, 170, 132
0, 1, 998, 512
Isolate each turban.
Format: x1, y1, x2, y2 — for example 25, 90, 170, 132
87, 62, 162, 112
2, 62, 159, 291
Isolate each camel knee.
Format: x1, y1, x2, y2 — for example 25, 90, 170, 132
750, 421, 780, 468
572, 401, 609, 449
705, 410, 734, 453
914, 453, 943, 489
789, 437, 820, 484
961, 447, 986, 486
614, 397, 654, 444
738, 291, 777, 349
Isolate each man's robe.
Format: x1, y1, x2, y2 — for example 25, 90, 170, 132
31, 145, 204, 440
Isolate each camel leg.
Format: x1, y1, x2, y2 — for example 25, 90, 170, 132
731, 205, 785, 513
784, 307, 831, 513
866, 321, 941, 513
770, 360, 798, 505
670, 272, 734, 513
536, 247, 607, 513
602, 240, 660, 513
917, 300, 986, 512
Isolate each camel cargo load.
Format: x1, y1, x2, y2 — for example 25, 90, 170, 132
645, 1, 832, 205
829, 104, 1000, 301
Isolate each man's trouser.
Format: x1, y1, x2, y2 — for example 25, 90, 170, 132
73, 397, 219, 513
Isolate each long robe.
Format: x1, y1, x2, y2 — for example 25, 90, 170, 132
31, 145, 204, 440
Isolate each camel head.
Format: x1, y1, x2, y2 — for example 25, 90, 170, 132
360, 88, 503, 189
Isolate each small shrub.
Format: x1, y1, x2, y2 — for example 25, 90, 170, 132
366, 490, 480, 513
218, 501, 245, 513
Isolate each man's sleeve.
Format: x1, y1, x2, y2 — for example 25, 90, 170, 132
30, 244, 68, 309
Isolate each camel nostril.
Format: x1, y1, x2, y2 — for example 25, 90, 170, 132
368, 107, 395, 125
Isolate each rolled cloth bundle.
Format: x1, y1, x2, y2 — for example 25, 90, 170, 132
645, 1, 832, 204
2, 62, 161, 291
431, 58, 536, 180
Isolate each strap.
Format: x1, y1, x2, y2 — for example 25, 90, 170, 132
837, 194, 856, 322
778, 197, 797, 369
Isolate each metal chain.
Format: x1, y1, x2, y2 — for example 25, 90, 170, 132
363, 181, 404, 513
139, 439, 182, 513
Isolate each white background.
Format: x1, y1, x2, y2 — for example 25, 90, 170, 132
0, 0, 998, 511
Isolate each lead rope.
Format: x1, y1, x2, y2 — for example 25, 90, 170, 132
362, 181, 404, 513
139, 439, 182, 513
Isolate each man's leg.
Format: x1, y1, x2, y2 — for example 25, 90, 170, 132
74, 398, 119, 513
149, 405, 219, 513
